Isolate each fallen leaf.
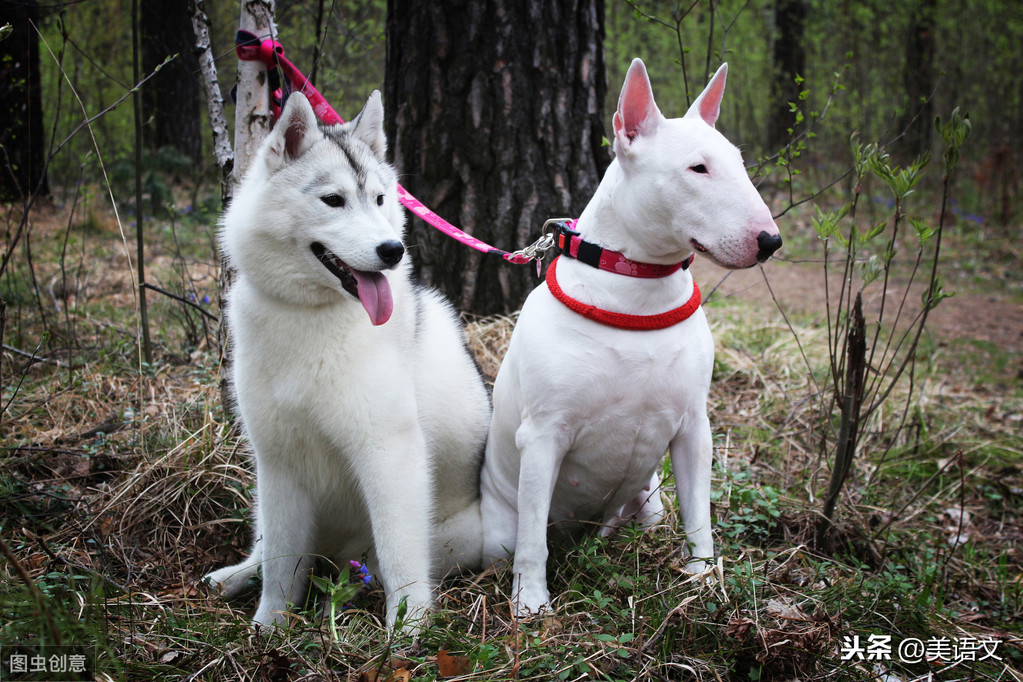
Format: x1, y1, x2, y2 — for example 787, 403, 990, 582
766, 597, 810, 621
355, 658, 413, 682
386, 668, 411, 682
436, 649, 470, 677
725, 616, 755, 639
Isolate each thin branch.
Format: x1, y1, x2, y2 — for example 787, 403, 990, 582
750, 68, 846, 184
865, 168, 951, 418
141, 283, 219, 322
761, 267, 820, 397
2, 343, 64, 367
132, 0, 152, 365
769, 166, 854, 220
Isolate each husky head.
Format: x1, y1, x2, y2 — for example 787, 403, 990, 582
605, 59, 781, 269
223, 91, 405, 325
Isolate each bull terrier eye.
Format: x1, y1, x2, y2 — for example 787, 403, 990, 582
321, 194, 346, 208
690, 164, 709, 174
377, 194, 385, 206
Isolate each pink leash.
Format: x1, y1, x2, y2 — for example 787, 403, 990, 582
235, 31, 537, 265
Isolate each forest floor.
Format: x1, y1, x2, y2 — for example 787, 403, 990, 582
1, 190, 1021, 681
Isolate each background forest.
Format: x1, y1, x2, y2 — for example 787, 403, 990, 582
1, 0, 1021, 680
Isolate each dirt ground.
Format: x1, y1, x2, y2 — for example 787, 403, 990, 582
695, 255, 1023, 385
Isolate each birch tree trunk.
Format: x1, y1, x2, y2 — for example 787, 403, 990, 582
385, 0, 609, 316
189, 0, 276, 412
189, 0, 234, 204
233, 0, 277, 183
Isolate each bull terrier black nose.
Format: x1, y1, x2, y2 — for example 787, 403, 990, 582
377, 240, 405, 267
756, 231, 783, 263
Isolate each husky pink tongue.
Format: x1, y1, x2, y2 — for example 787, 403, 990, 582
350, 269, 393, 326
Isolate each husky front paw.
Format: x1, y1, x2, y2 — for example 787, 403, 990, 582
385, 587, 433, 636
203, 563, 258, 600
252, 601, 294, 630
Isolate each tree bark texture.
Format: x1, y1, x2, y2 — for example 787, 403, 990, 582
768, 0, 807, 151
385, 0, 609, 316
822, 292, 866, 524
141, 0, 203, 163
190, 0, 234, 204
0, 0, 48, 200
898, 0, 937, 160
215, 0, 275, 416
233, 0, 277, 184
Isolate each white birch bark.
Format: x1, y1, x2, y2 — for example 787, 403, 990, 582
233, 0, 277, 183
189, 0, 234, 201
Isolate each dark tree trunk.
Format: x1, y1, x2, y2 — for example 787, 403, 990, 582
141, 0, 202, 163
898, 0, 937, 160
767, 0, 807, 151
0, 0, 49, 200
385, 0, 609, 316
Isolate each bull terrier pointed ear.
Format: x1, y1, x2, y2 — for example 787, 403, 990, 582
351, 90, 387, 161
267, 93, 320, 169
613, 58, 662, 154
685, 63, 728, 128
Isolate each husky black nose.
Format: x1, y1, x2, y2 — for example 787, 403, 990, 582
756, 231, 783, 263
377, 240, 405, 267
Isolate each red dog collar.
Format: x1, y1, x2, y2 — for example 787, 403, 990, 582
545, 256, 701, 330
553, 221, 694, 277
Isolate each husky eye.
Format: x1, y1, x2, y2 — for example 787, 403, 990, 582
321, 194, 346, 208
690, 164, 709, 174
376, 194, 385, 206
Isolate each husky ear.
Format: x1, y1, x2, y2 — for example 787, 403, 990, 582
267, 93, 319, 169
613, 58, 662, 154
685, 63, 728, 127
351, 90, 387, 161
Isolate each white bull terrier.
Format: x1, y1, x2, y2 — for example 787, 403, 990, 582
479, 59, 782, 616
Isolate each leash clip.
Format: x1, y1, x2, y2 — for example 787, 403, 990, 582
509, 218, 571, 275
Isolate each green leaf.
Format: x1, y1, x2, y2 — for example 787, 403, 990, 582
861, 255, 882, 286
865, 220, 887, 242
910, 217, 935, 242
922, 278, 955, 310
395, 594, 408, 626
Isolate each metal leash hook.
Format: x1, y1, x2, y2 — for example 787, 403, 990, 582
508, 218, 572, 277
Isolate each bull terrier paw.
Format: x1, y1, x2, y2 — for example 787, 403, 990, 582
512, 576, 551, 617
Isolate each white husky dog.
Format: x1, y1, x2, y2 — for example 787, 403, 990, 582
204, 91, 491, 631
480, 59, 782, 615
